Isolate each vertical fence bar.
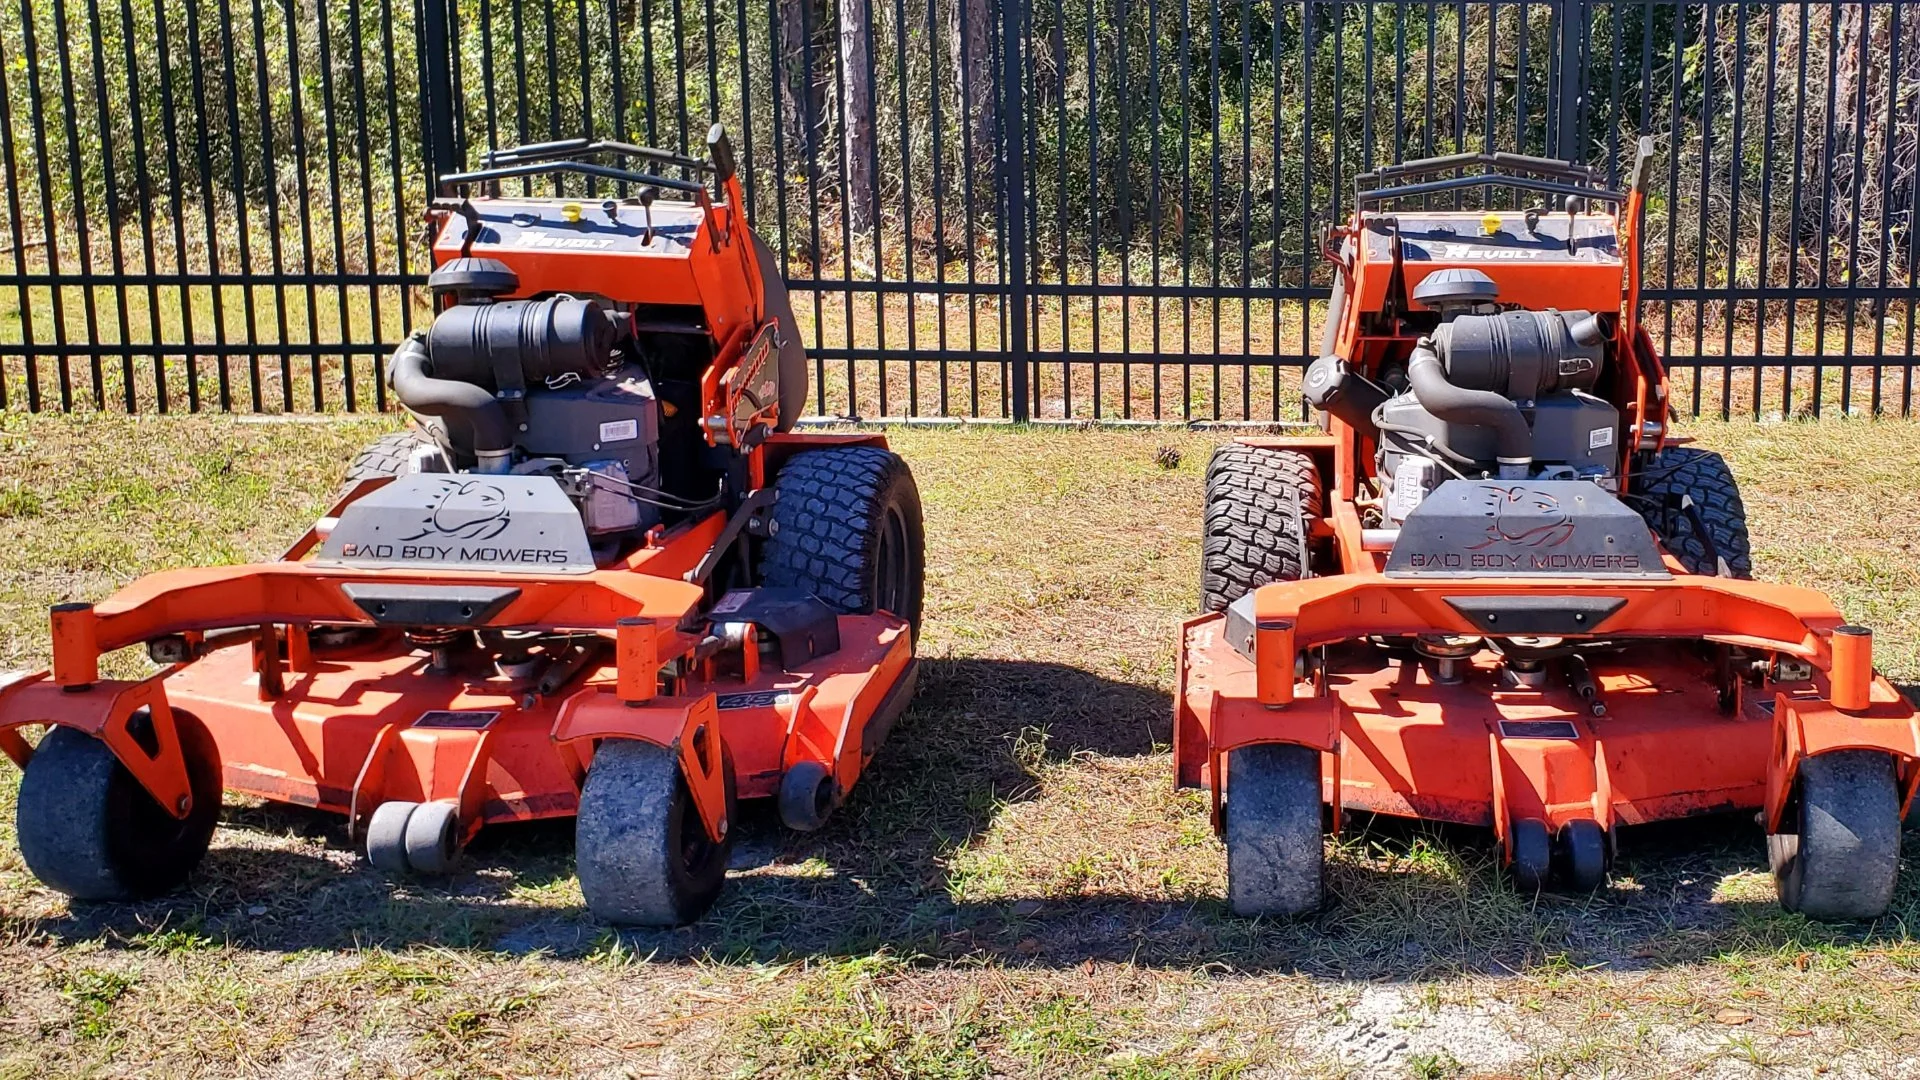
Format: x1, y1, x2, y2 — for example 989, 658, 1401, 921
52, 0, 101, 408
248, 0, 292, 412
1839, 0, 1867, 417
1721, 0, 1744, 420
283, 0, 320, 412
1754, 2, 1777, 419
82, 0, 133, 412
423, 0, 459, 190
0, 28, 27, 411
316, 0, 354, 410
1002, 0, 1030, 421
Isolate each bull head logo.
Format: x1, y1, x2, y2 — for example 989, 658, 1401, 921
1470, 485, 1574, 549
401, 480, 512, 542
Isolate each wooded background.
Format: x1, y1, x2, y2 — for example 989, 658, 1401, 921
1, 0, 1916, 419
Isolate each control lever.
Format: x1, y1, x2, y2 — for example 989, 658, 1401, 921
638, 185, 659, 246
456, 198, 483, 257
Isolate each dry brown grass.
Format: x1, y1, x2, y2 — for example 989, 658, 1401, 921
0, 412, 1918, 1077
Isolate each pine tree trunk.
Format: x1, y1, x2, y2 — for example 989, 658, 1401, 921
839, 0, 876, 233
777, 0, 825, 178
949, 0, 997, 199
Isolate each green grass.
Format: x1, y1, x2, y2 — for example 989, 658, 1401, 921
0, 412, 1918, 1076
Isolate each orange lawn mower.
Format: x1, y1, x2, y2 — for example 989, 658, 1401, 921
1180, 140, 1917, 920
0, 128, 925, 926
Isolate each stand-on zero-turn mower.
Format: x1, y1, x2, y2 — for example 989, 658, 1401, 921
0, 128, 925, 926
1180, 140, 1917, 921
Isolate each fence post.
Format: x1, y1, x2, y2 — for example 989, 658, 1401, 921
998, 0, 1030, 421
1551, 0, 1587, 163
420, 0, 459, 195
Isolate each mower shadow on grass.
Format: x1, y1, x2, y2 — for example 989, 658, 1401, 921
10, 662, 1918, 980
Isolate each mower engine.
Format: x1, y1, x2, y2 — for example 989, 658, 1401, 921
1306, 269, 1623, 523
385, 257, 666, 544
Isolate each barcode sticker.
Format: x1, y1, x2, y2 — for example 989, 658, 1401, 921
599, 418, 639, 443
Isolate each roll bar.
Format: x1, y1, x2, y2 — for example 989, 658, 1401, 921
436, 126, 738, 198
1354, 150, 1639, 210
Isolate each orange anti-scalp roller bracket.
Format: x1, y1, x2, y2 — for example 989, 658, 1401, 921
552, 689, 731, 844
0, 673, 197, 819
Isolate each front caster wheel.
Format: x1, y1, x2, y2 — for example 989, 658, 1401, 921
576, 740, 737, 927
16, 712, 224, 901
404, 800, 463, 874
1772, 750, 1901, 921
365, 800, 420, 874
1509, 818, 1552, 893
1557, 819, 1608, 892
777, 760, 837, 832
1224, 742, 1326, 917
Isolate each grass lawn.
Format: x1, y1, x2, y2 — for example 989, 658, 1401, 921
1, 411, 1918, 1077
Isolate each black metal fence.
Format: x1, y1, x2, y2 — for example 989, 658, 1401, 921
1, 0, 1915, 421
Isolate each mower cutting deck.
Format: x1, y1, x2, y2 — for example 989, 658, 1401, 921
1181, 142, 1917, 921
0, 129, 925, 926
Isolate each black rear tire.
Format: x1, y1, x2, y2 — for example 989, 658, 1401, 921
1772, 749, 1901, 921
575, 740, 737, 926
1224, 742, 1326, 917
760, 445, 926, 637
1629, 447, 1753, 577
343, 430, 431, 486
1202, 444, 1322, 612
16, 712, 223, 901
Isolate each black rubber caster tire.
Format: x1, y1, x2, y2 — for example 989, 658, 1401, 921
777, 760, 837, 832
404, 800, 462, 874
1557, 819, 1608, 892
1772, 749, 1901, 921
366, 800, 419, 874
1224, 742, 1326, 917
16, 712, 224, 901
576, 740, 737, 927
1509, 818, 1552, 892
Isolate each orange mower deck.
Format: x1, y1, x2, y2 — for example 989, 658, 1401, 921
1177, 577, 1920, 845
0, 482, 916, 857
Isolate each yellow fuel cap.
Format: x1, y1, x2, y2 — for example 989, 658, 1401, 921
1481, 212, 1502, 236
562, 202, 583, 223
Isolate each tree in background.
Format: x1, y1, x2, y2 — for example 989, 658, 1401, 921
838, 0, 875, 232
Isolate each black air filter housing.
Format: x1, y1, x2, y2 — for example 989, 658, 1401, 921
1432, 309, 1606, 399
425, 296, 620, 390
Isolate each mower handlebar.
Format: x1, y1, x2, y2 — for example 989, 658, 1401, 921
1358, 151, 1601, 186
437, 159, 706, 197
1355, 172, 1626, 210
444, 131, 745, 197
481, 137, 712, 175
1354, 151, 1625, 209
